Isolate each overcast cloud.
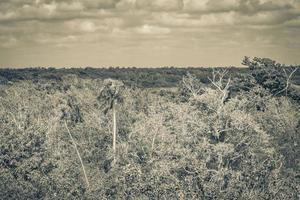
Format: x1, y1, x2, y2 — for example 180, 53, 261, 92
0, 0, 300, 67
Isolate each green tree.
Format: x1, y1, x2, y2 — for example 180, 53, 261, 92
242, 56, 298, 96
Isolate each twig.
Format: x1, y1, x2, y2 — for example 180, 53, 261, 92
64, 121, 90, 189
275, 68, 298, 96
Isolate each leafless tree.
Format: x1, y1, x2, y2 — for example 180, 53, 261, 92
208, 69, 231, 105
182, 72, 203, 97
275, 67, 298, 96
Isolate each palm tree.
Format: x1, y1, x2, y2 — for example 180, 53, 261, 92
98, 79, 125, 166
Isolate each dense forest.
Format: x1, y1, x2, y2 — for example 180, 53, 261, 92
0, 66, 239, 88
0, 57, 300, 199
1, 62, 300, 88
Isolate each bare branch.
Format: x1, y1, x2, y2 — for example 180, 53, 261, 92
275, 67, 298, 96
64, 121, 90, 189
209, 70, 231, 105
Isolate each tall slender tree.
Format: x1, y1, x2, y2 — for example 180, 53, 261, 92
98, 79, 125, 166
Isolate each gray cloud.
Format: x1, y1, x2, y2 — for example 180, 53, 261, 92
0, 0, 300, 67
238, 0, 294, 15
0, 0, 299, 24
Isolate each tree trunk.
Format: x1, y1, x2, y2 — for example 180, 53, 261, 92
112, 100, 117, 165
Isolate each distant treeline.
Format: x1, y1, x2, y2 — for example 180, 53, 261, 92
0, 66, 299, 87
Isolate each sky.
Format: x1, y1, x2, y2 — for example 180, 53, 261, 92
0, 0, 300, 68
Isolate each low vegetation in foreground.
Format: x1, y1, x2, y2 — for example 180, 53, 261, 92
0, 57, 299, 199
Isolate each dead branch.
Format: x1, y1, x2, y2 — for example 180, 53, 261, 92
64, 121, 90, 189
275, 67, 298, 96
208, 69, 231, 105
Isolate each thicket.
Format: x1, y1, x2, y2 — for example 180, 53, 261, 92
1, 64, 299, 88
0, 58, 299, 199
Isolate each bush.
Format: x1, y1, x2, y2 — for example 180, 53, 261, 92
0, 70, 299, 199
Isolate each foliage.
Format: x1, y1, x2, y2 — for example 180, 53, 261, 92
97, 79, 125, 114
242, 57, 299, 100
0, 66, 272, 88
0, 60, 299, 199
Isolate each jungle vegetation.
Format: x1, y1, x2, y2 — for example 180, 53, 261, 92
0, 57, 299, 199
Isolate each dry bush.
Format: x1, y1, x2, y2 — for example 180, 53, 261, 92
0, 73, 299, 200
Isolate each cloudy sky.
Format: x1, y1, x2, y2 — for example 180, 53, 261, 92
0, 0, 300, 68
